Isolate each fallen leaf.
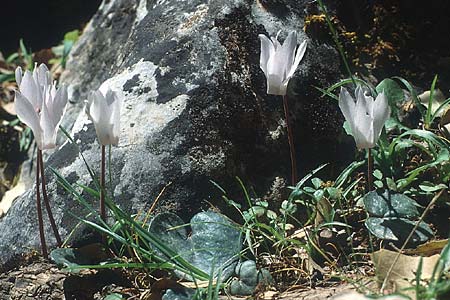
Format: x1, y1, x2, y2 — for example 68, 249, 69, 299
372, 249, 440, 299
332, 291, 409, 300
0, 182, 25, 217
404, 239, 449, 256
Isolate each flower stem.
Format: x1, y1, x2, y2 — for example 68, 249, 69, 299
38, 150, 62, 246
282, 95, 298, 185
100, 145, 106, 222
35, 153, 48, 258
367, 148, 373, 191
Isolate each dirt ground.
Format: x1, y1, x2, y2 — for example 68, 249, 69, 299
0, 257, 357, 300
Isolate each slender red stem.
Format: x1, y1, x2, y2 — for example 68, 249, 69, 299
100, 145, 106, 222
367, 148, 373, 191
38, 150, 62, 246
36, 153, 48, 258
282, 95, 298, 185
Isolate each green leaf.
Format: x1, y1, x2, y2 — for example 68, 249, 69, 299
363, 190, 420, 218
311, 177, 323, 189
374, 180, 384, 189
313, 189, 325, 202
376, 78, 404, 116
325, 187, 341, 200
104, 293, 124, 300
373, 169, 383, 180
365, 217, 433, 243
342, 120, 353, 136
386, 178, 397, 191
50, 248, 92, 272
64, 29, 80, 42
418, 182, 447, 193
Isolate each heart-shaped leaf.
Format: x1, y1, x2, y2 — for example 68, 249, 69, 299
148, 211, 241, 281
365, 217, 433, 244
363, 190, 420, 218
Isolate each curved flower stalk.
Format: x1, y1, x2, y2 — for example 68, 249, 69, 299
259, 31, 307, 185
85, 86, 122, 223
259, 31, 307, 96
338, 86, 391, 190
14, 63, 67, 257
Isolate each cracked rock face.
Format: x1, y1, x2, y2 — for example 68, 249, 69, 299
0, 0, 344, 267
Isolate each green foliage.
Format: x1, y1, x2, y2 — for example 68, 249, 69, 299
410, 241, 450, 300
147, 211, 241, 281
51, 165, 210, 281
363, 190, 433, 244
51, 29, 80, 68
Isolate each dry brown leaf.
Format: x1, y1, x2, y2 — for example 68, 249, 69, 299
404, 239, 449, 256
372, 249, 440, 299
0, 182, 25, 217
332, 291, 409, 300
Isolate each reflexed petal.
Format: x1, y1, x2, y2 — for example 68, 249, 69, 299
20, 70, 41, 111
258, 34, 275, 76
110, 91, 122, 145
266, 51, 286, 91
354, 91, 374, 148
279, 31, 297, 77
338, 87, 357, 126
271, 31, 282, 50
284, 40, 307, 82
51, 85, 68, 127
40, 99, 57, 149
15, 92, 42, 149
89, 90, 107, 124
89, 89, 116, 145
35, 63, 51, 87
372, 91, 390, 142
85, 94, 94, 120
50, 83, 57, 100
105, 89, 116, 106
15, 67, 22, 87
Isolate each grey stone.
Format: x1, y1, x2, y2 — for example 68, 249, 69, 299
0, 0, 343, 267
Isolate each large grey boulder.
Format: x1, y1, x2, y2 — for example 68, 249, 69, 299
0, 0, 344, 267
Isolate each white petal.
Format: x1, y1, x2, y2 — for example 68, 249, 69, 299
89, 90, 116, 145
40, 100, 57, 149
85, 94, 94, 120
52, 85, 68, 122
110, 91, 122, 145
284, 40, 307, 82
280, 31, 297, 76
338, 87, 356, 126
271, 31, 282, 50
266, 74, 285, 95
266, 51, 286, 93
372, 91, 391, 142
258, 34, 275, 77
15, 67, 22, 87
20, 70, 42, 111
89, 90, 107, 124
36, 63, 51, 87
353, 90, 374, 149
14, 92, 42, 149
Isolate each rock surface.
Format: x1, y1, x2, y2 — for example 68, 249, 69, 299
0, 0, 345, 267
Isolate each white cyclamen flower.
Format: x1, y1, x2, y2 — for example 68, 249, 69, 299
259, 31, 307, 95
339, 86, 391, 149
86, 87, 121, 146
14, 65, 68, 150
